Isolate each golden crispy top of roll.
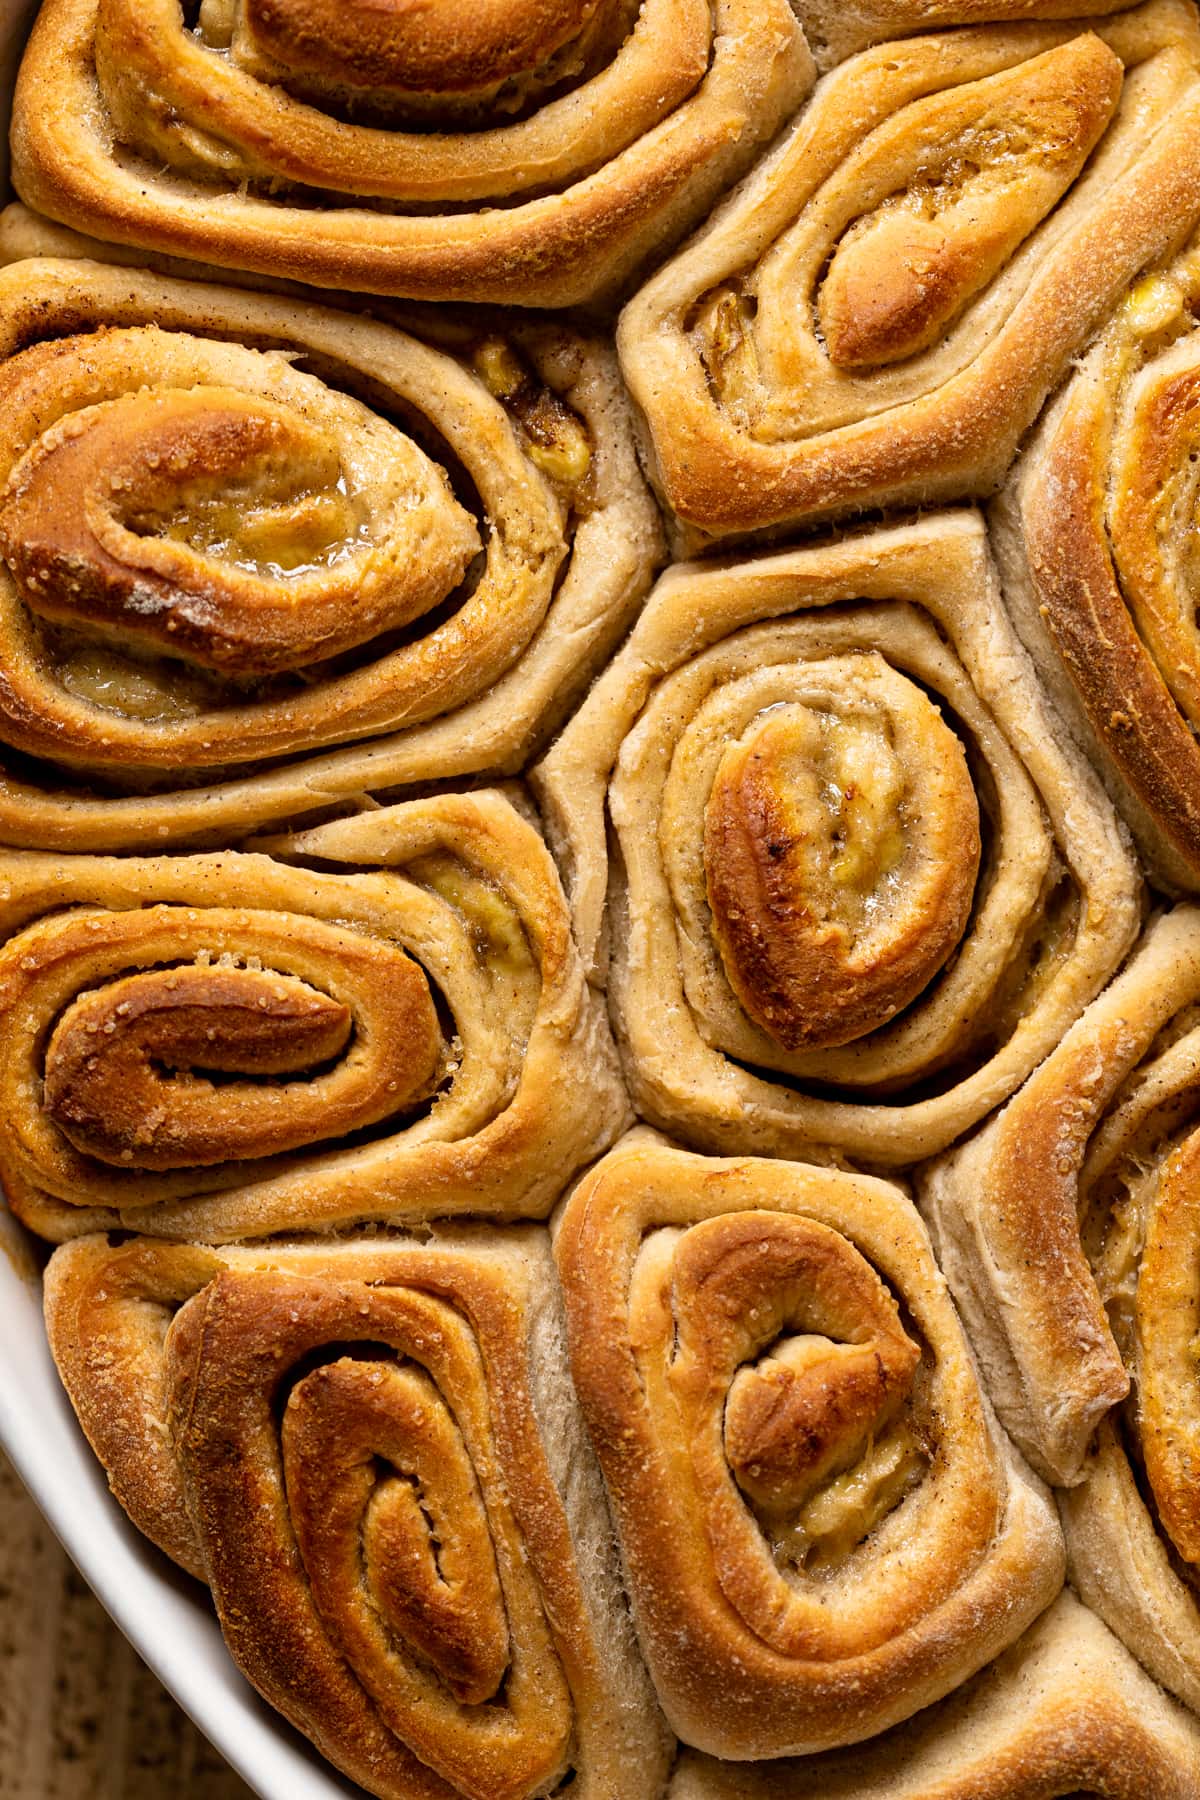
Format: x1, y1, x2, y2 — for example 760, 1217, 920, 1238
703, 666, 980, 1051
233, 0, 623, 104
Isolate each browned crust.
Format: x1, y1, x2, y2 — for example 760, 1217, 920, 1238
971, 1024, 1133, 1440
238, 0, 613, 95
42, 1235, 221, 1576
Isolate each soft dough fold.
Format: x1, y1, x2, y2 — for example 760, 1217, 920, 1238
924, 904, 1200, 1715
667, 1591, 1200, 1797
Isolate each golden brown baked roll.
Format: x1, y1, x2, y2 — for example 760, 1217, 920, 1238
43, 1227, 670, 1800
535, 513, 1140, 1166
553, 1131, 1065, 1760
921, 907, 1200, 1482
666, 1591, 1200, 1797
925, 905, 1200, 1713
993, 236, 1200, 893
0, 252, 660, 850
9, 0, 812, 308
618, 0, 1200, 545
0, 788, 627, 1242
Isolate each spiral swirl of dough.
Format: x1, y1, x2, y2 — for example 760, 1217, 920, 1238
9, 0, 812, 307
554, 1132, 1064, 1759
42, 1230, 669, 1800
0, 253, 661, 850
618, 0, 1200, 544
536, 513, 1140, 1165
924, 905, 1200, 1717
995, 229, 1200, 894
0, 789, 628, 1241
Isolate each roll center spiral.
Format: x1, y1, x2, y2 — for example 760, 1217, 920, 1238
702, 660, 981, 1051
661, 1212, 925, 1568
41, 923, 444, 1171
283, 1355, 510, 1707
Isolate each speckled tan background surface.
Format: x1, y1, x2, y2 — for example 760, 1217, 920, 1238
0, 1450, 252, 1799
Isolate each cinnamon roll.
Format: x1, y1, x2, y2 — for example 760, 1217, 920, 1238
993, 228, 1200, 893
618, 0, 1200, 545
553, 1131, 1065, 1759
667, 1592, 1200, 1797
0, 253, 661, 850
535, 513, 1140, 1166
43, 1227, 670, 1800
0, 789, 628, 1242
9, 0, 812, 308
924, 905, 1200, 1712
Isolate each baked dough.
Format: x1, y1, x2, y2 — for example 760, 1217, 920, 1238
798, 0, 1147, 68
922, 906, 1200, 1495
0, 251, 661, 849
667, 1591, 1200, 1797
618, 0, 1200, 544
9, 0, 812, 307
924, 903, 1200, 1718
44, 1226, 670, 1800
993, 233, 1200, 892
553, 1130, 1065, 1759
535, 512, 1140, 1165
924, 903, 1200, 1713
0, 789, 629, 1241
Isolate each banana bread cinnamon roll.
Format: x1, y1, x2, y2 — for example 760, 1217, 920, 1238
993, 232, 1200, 893
44, 1227, 670, 1800
924, 904, 1200, 1712
0, 789, 628, 1242
667, 1592, 1200, 1797
535, 512, 1140, 1166
618, 0, 1200, 545
554, 1131, 1064, 1759
9, 0, 812, 307
0, 254, 660, 850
